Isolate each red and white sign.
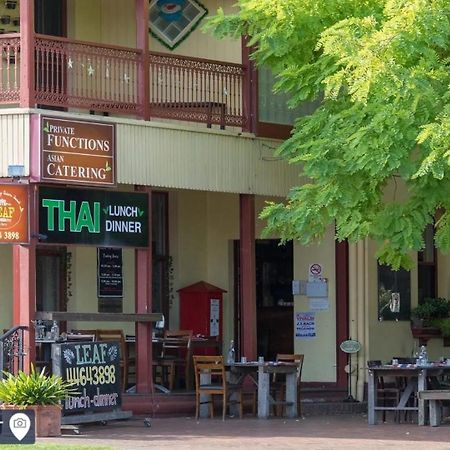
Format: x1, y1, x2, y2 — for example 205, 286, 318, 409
308, 263, 323, 282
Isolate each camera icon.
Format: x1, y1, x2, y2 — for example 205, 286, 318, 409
13, 418, 27, 429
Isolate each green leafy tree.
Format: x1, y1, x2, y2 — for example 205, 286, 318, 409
206, 0, 450, 269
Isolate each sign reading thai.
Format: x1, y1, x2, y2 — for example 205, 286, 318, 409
39, 187, 148, 247
53, 341, 122, 414
0, 184, 29, 244
41, 116, 115, 186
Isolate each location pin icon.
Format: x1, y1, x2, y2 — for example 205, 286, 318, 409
9, 413, 31, 441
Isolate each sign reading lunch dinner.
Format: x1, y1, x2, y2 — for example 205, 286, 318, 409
0, 184, 29, 244
39, 187, 148, 247
41, 116, 115, 186
53, 341, 121, 414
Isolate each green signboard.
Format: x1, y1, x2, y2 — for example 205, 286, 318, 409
39, 187, 148, 247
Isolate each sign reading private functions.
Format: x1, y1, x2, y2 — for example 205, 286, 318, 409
41, 116, 115, 186
97, 247, 123, 298
39, 187, 148, 247
53, 341, 122, 414
0, 184, 29, 244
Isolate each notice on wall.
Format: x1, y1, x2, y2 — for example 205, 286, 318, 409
97, 247, 123, 298
295, 312, 317, 340
210, 298, 220, 337
52, 341, 122, 414
309, 297, 329, 311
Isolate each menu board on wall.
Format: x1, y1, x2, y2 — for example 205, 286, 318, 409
52, 341, 122, 414
97, 247, 123, 298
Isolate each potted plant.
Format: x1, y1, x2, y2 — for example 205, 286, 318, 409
0, 365, 76, 437
410, 297, 450, 343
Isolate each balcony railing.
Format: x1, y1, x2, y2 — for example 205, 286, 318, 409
0, 34, 247, 129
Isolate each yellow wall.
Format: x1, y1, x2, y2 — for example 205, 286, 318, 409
0, 246, 13, 332
291, 226, 337, 382
169, 190, 337, 381
67, 246, 136, 335
68, 0, 241, 63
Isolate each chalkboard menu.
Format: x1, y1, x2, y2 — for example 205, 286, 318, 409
97, 247, 123, 298
52, 341, 122, 414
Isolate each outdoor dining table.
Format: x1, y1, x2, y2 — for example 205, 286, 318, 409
367, 362, 450, 425
227, 361, 299, 419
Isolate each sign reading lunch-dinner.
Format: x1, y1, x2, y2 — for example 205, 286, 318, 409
0, 184, 29, 244
39, 187, 148, 247
55, 341, 121, 414
41, 116, 115, 186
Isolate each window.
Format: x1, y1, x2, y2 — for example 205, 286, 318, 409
377, 264, 411, 321
418, 223, 436, 304
257, 66, 320, 138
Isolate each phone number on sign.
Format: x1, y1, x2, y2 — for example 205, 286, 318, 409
0, 231, 20, 240
65, 365, 116, 386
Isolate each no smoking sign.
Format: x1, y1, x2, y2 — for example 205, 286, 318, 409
308, 263, 323, 282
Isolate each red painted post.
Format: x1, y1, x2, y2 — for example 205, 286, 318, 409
239, 194, 257, 360
135, 188, 153, 393
12, 185, 37, 371
136, 0, 150, 120
19, 0, 35, 108
335, 240, 349, 389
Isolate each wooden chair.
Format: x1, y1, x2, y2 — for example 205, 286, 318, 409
271, 353, 304, 417
154, 330, 193, 391
96, 329, 128, 392
367, 360, 402, 422
193, 355, 243, 420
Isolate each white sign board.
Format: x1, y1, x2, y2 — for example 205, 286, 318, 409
309, 297, 329, 311
295, 311, 316, 340
210, 298, 220, 337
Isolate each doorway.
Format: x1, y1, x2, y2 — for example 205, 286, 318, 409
36, 247, 67, 330
234, 239, 294, 359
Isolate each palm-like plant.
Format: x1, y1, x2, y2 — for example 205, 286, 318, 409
0, 365, 76, 407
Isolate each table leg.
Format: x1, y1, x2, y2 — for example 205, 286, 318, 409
228, 370, 242, 417
285, 372, 297, 418
418, 369, 427, 426
368, 370, 376, 425
199, 372, 211, 418
258, 365, 270, 419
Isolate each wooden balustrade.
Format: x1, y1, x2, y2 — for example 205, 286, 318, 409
0, 34, 246, 129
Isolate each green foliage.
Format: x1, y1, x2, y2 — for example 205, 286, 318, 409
0, 365, 76, 407
206, 0, 450, 268
411, 297, 450, 321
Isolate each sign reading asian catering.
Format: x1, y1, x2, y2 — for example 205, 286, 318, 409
39, 187, 148, 247
0, 184, 29, 244
41, 116, 115, 186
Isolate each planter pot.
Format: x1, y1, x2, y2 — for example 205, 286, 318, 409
1, 405, 62, 437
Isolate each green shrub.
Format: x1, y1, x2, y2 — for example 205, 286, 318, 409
0, 365, 76, 407
411, 297, 450, 322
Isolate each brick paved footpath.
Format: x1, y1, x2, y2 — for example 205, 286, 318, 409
39, 414, 450, 450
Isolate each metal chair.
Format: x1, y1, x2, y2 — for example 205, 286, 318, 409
193, 355, 243, 420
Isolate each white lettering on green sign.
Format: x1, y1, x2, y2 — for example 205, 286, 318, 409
42, 198, 100, 233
